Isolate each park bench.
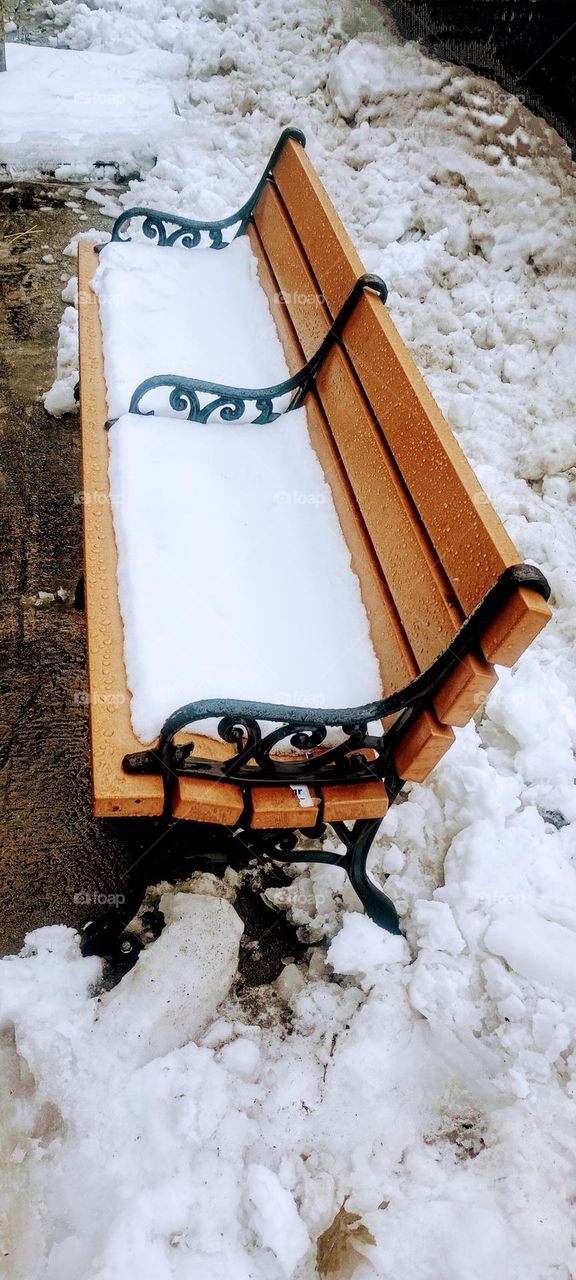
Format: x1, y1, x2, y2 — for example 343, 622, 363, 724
77, 128, 551, 958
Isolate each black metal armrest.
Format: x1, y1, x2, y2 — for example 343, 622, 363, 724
123, 565, 550, 802
109, 274, 388, 427
98, 127, 306, 253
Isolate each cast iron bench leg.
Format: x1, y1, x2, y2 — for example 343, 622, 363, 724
340, 819, 401, 934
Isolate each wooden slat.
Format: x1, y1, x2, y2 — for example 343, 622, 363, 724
305, 395, 417, 693
254, 183, 330, 360
249, 786, 321, 829
394, 712, 455, 784
274, 140, 362, 315
252, 224, 492, 770
345, 296, 516, 606
434, 652, 497, 728
274, 140, 551, 667
247, 223, 305, 377
480, 587, 551, 666
321, 782, 388, 822
79, 243, 163, 818
316, 345, 463, 670
173, 777, 245, 824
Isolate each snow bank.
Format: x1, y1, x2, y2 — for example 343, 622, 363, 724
328, 34, 447, 120
0, 44, 186, 179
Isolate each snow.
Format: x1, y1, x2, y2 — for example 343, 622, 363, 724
246, 1164, 310, 1276
108, 407, 382, 742
93, 236, 292, 420
0, 44, 186, 179
4, 0, 576, 1275
327, 35, 447, 120
97, 892, 244, 1064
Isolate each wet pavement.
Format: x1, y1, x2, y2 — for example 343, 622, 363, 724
0, 181, 134, 953
0, 180, 302, 976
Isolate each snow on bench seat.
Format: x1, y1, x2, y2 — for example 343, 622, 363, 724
93, 237, 291, 420
93, 235, 382, 745
109, 409, 382, 745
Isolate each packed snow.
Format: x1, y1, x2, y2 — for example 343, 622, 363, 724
3, 0, 576, 1275
0, 43, 185, 178
109, 409, 382, 742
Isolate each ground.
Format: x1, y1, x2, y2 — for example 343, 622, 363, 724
0, 180, 129, 950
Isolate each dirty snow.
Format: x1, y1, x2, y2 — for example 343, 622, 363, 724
3, 0, 576, 1276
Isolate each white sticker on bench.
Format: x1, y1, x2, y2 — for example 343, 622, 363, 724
290, 785, 314, 808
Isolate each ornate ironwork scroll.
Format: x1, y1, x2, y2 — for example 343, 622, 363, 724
99, 127, 306, 253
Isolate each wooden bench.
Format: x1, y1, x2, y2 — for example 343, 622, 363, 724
78, 128, 551, 956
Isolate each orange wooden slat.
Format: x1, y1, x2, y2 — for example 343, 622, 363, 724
344, 295, 517, 605
273, 140, 551, 666
248, 223, 305, 377
79, 242, 164, 818
433, 652, 497, 728
254, 182, 331, 360
79, 242, 246, 822
251, 228, 494, 770
249, 786, 321, 829
315, 344, 463, 670
394, 711, 455, 784
321, 781, 388, 822
173, 777, 245, 824
480, 587, 551, 666
274, 140, 362, 315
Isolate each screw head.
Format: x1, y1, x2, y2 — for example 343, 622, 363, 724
120, 938, 134, 954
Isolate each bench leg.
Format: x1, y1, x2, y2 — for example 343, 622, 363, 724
340, 818, 401, 934
79, 816, 400, 965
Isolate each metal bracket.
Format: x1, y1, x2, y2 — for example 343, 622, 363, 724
98, 127, 306, 253
121, 273, 388, 425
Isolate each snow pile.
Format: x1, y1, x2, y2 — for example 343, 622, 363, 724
0, 44, 186, 179
2, 884, 576, 1278
328, 33, 448, 120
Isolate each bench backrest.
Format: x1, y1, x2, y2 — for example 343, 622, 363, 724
249, 138, 550, 780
